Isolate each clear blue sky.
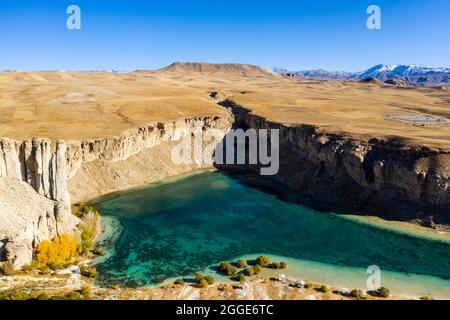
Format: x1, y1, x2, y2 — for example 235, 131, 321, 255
0, 0, 448, 71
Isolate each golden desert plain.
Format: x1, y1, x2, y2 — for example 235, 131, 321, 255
0, 62, 449, 148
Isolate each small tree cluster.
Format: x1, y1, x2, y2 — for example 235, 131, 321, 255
195, 274, 215, 288
349, 289, 364, 299
234, 259, 248, 268
267, 261, 287, 269
243, 265, 262, 276
256, 256, 270, 268
218, 262, 237, 276
318, 285, 329, 293
233, 274, 246, 282
80, 265, 98, 278
376, 287, 390, 298
79, 210, 100, 256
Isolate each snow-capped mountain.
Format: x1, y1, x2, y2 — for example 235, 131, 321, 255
275, 64, 450, 86
274, 68, 353, 80
353, 64, 450, 82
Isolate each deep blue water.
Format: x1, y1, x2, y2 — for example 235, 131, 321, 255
93, 171, 450, 287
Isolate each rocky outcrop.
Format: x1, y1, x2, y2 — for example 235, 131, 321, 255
0, 138, 77, 268
0, 138, 70, 205
0, 115, 233, 267
219, 100, 450, 224
67, 116, 233, 202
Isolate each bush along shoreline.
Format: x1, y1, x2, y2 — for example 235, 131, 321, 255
167, 255, 397, 300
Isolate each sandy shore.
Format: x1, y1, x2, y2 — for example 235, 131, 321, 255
0, 270, 411, 300
82, 169, 450, 301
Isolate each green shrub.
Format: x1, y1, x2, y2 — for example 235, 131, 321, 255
174, 279, 185, 285
195, 274, 214, 285
195, 274, 205, 281
266, 261, 287, 270
243, 265, 262, 276
234, 274, 246, 282
51, 291, 84, 300
420, 295, 434, 300
80, 285, 92, 298
243, 267, 254, 276
253, 265, 262, 274
204, 275, 215, 285
0, 290, 30, 300
39, 265, 51, 275
304, 281, 313, 289
92, 247, 105, 256
218, 262, 237, 276
80, 265, 98, 278
256, 256, 270, 268
349, 289, 364, 299
21, 264, 33, 273
377, 287, 390, 298
0, 290, 54, 301
234, 259, 247, 268
319, 285, 329, 293
74, 205, 100, 256
72, 204, 97, 219
198, 279, 209, 288
0, 261, 15, 276
218, 284, 227, 291
80, 219, 97, 256
36, 293, 49, 300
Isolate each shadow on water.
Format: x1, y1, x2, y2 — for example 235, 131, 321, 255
93, 171, 450, 287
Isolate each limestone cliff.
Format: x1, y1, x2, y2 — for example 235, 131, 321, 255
0, 178, 79, 267
0, 138, 70, 205
0, 115, 233, 267
67, 116, 233, 202
219, 100, 450, 224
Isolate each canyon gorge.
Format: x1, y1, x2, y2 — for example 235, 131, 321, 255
1, 62, 449, 268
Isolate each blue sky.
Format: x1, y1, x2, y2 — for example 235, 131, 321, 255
0, 0, 448, 71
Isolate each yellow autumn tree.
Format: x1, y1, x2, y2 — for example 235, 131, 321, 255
35, 234, 78, 268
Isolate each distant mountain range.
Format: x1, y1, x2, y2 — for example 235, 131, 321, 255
274, 64, 450, 87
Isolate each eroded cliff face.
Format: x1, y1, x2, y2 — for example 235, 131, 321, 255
67, 116, 233, 202
0, 178, 79, 268
0, 139, 70, 204
0, 115, 233, 267
219, 100, 450, 224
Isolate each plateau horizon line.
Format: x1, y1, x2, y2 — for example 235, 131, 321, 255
1, 61, 449, 74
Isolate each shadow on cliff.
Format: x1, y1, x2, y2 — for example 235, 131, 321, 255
212, 101, 450, 227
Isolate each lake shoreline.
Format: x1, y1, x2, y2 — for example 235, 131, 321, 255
89, 171, 450, 300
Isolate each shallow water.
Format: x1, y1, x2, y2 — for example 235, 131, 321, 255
93, 171, 450, 297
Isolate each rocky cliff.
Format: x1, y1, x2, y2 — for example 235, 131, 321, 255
219, 100, 450, 225
68, 116, 233, 202
0, 115, 233, 267
0, 177, 78, 268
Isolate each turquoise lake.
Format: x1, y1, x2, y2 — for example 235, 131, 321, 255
93, 171, 450, 297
